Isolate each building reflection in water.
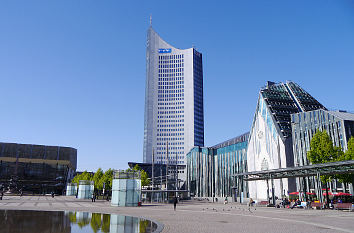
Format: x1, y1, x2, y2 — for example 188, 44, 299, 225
67, 211, 157, 233
0, 210, 71, 233
0, 209, 157, 233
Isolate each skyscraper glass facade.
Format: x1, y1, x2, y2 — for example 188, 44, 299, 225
143, 27, 204, 180
187, 133, 248, 199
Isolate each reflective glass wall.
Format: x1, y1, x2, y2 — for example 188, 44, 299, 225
187, 133, 249, 199
0, 142, 77, 194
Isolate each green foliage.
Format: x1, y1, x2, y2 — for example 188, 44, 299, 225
71, 171, 93, 187
101, 214, 111, 233
93, 168, 104, 190
90, 213, 102, 233
71, 168, 114, 191
68, 212, 111, 233
345, 136, 354, 159
130, 165, 150, 187
68, 212, 77, 223
100, 169, 114, 190
77, 216, 90, 228
139, 219, 150, 233
307, 130, 342, 164
336, 136, 354, 184
307, 130, 343, 183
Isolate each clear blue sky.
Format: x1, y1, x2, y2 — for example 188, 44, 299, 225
0, 0, 353, 171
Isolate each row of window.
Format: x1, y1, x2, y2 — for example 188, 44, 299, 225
158, 68, 184, 73
158, 110, 184, 114
157, 137, 184, 141
158, 79, 184, 84
158, 93, 185, 97
158, 58, 184, 63
157, 128, 184, 132
157, 155, 184, 159
158, 106, 184, 110
158, 63, 184, 68
157, 132, 185, 136
158, 123, 184, 128
158, 77, 184, 81
158, 97, 184, 102
157, 114, 184, 119
158, 54, 184, 60
158, 102, 184, 106
158, 119, 184, 123
157, 141, 184, 145
156, 161, 185, 165
157, 151, 185, 155
156, 146, 184, 151
158, 85, 184, 90
158, 73, 183, 77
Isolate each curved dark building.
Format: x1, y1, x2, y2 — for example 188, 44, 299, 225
0, 142, 77, 194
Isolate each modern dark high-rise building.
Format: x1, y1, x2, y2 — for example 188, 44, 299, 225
143, 26, 204, 180
247, 81, 326, 200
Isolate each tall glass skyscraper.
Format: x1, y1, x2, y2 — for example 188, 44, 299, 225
143, 26, 204, 175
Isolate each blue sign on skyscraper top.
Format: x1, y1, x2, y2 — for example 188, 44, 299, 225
158, 48, 172, 53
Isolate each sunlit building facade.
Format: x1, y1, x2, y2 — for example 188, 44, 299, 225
187, 133, 248, 199
247, 81, 326, 201
143, 26, 204, 181
291, 109, 354, 194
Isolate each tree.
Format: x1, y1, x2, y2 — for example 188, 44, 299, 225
130, 165, 150, 187
336, 137, 354, 188
71, 171, 93, 187
92, 168, 104, 190
100, 169, 114, 190
307, 130, 342, 165
307, 130, 343, 208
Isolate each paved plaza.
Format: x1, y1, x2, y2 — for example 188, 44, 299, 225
0, 196, 353, 233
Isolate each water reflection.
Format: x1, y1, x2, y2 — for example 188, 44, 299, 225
0, 210, 159, 233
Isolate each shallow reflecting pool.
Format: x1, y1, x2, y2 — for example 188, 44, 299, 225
0, 210, 160, 233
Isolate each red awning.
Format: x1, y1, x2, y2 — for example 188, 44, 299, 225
334, 192, 352, 196
289, 192, 299, 195
323, 192, 333, 196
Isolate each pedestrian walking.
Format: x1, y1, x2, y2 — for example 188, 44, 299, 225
0, 191, 3, 200
173, 197, 178, 211
91, 193, 94, 202
224, 196, 228, 205
51, 191, 55, 198
248, 198, 256, 211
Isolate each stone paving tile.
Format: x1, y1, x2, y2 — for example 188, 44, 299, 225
5, 202, 21, 207
0, 196, 353, 233
37, 202, 50, 207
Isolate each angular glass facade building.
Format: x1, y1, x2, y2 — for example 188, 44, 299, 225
143, 26, 204, 181
291, 109, 354, 193
0, 142, 77, 194
186, 133, 248, 199
247, 81, 326, 201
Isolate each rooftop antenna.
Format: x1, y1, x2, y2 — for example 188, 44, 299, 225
150, 14, 152, 26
